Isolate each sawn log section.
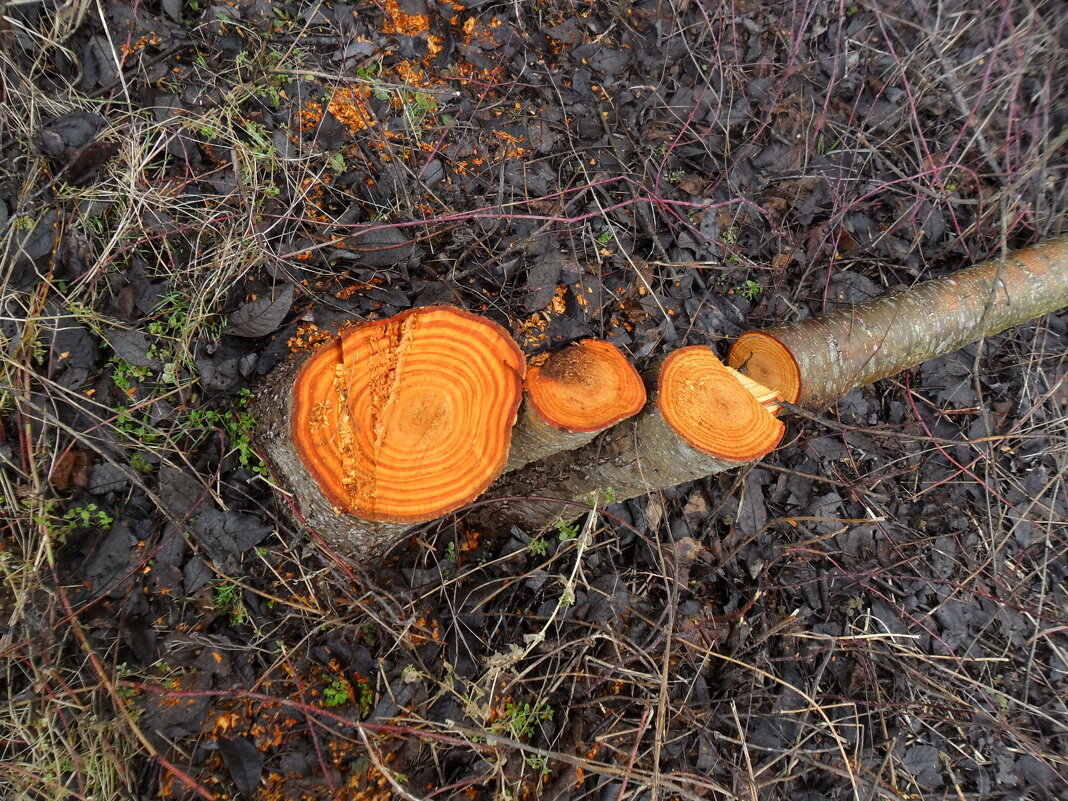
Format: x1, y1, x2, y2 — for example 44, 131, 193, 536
251, 236, 1068, 559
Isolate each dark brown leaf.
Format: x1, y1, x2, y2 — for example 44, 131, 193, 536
218, 736, 265, 797
225, 285, 295, 338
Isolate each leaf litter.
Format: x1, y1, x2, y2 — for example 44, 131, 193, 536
0, 0, 1066, 799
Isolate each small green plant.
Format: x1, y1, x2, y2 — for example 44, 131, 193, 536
326, 152, 346, 174
212, 579, 249, 625
736, 279, 762, 300
444, 541, 458, 563
114, 407, 162, 446
527, 537, 548, 557
497, 701, 553, 741
323, 678, 351, 707
357, 61, 389, 101
525, 754, 551, 776
129, 452, 154, 473
108, 357, 154, 392
63, 503, 113, 531
596, 228, 613, 245
555, 519, 579, 541
401, 90, 437, 129
358, 620, 379, 645
815, 132, 844, 155
241, 119, 276, 159
357, 681, 374, 717
576, 486, 616, 506
184, 393, 267, 476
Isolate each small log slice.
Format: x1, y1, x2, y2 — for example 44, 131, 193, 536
252, 306, 525, 558
505, 339, 646, 472
480, 346, 785, 530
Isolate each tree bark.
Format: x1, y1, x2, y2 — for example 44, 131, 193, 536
504, 400, 602, 473
728, 236, 1068, 408
503, 339, 645, 472
251, 354, 414, 557
476, 349, 783, 531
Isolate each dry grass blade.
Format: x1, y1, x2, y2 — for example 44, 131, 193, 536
1, 0, 1066, 799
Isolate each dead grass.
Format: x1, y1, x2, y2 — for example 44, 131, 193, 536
0, 0, 1065, 798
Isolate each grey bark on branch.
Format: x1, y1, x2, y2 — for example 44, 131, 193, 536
727, 236, 1068, 408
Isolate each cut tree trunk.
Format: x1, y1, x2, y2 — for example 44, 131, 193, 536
504, 339, 646, 472
727, 236, 1068, 408
475, 347, 783, 530
252, 237, 1068, 555
252, 306, 524, 557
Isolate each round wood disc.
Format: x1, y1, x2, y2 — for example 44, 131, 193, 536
658, 347, 784, 461
526, 339, 646, 433
291, 306, 524, 522
727, 332, 801, 404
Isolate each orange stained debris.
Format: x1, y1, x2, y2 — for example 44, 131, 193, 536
298, 100, 325, 132
549, 285, 568, 314
288, 322, 333, 353
120, 32, 161, 60
327, 86, 375, 133
395, 60, 434, 89
382, 0, 430, 35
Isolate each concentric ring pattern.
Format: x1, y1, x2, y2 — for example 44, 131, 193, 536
727, 332, 801, 405
291, 307, 525, 522
659, 347, 783, 461
527, 339, 645, 433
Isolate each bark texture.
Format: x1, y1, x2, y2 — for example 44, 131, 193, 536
478, 402, 758, 530
503, 400, 601, 473
504, 339, 645, 472
729, 236, 1068, 408
478, 351, 783, 531
250, 355, 413, 558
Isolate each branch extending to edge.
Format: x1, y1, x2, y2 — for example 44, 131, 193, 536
253, 236, 1068, 557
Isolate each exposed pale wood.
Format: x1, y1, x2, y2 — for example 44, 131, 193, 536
253, 306, 524, 557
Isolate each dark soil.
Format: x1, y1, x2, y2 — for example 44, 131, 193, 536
1, 1, 1066, 799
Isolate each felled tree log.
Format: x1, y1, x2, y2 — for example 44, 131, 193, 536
727, 236, 1068, 408
478, 347, 784, 529
504, 339, 646, 472
252, 306, 525, 557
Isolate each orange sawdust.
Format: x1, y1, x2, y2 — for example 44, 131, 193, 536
516, 285, 573, 348
393, 60, 434, 90
298, 100, 324, 132
155, 660, 392, 800
297, 170, 336, 223
404, 610, 443, 646
288, 323, 334, 354
120, 32, 161, 60
327, 85, 375, 133
382, 0, 430, 35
